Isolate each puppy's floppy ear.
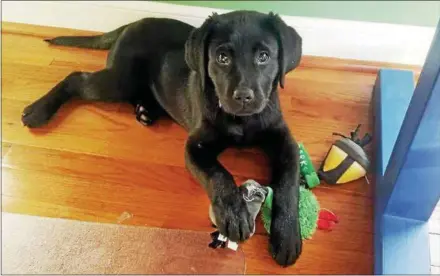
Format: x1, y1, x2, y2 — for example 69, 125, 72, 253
185, 13, 218, 91
268, 12, 302, 89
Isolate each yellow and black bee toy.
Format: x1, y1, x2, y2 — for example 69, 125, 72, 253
318, 125, 372, 185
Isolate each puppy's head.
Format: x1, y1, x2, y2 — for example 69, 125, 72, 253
185, 11, 302, 116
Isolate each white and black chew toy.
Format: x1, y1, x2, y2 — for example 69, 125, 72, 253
208, 180, 268, 250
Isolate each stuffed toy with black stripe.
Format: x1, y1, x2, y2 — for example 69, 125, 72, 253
318, 124, 372, 185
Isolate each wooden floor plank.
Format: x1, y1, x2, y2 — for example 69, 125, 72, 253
2, 144, 373, 236
242, 235, 373, 274
1, 32, 106, 67
0, 21, 402, 274
1, 95, 372, 195
2, 143, 13, 159
2, 21, 102, 38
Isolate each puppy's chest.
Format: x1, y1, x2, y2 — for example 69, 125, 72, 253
224, 122, 260, 145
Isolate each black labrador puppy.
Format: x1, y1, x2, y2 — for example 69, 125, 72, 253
21, 11, 303, 266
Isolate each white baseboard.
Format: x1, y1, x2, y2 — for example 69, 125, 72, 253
2, 1, 436, 66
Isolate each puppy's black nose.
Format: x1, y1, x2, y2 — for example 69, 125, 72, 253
233, 88, 254, 104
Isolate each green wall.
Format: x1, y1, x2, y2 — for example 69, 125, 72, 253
161, 1, 439, 27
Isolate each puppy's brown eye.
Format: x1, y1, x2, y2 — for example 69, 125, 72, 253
217, 52, 230, 65
257, 52, 270, 64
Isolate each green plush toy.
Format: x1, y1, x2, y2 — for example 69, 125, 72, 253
261, 185, 319, 240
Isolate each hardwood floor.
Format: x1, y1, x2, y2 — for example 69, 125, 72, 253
0, 22, 426, 274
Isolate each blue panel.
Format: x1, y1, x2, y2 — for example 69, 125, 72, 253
381, 215, 431, 275
374, 69, 415, 177
373, 69, 414, 217
374, 19, 440, 275
373, 71, 435, 274
373, 69, 415, 275
384, 22, 440, 222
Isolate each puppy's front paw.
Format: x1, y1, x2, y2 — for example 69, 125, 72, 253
269, 212, 302, 267
212, 192, 254, 242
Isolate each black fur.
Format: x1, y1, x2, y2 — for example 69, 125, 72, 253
22, 11, 303, 266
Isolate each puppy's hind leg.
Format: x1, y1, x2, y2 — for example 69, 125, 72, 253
22, 69, 129, 128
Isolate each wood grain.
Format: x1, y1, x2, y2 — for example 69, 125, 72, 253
2, 143, 13, 159
1, 22, 424, 274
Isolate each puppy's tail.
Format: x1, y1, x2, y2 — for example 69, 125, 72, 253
44, 25, 127, 50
